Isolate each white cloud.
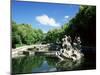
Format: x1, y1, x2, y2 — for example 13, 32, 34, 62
36, 14, 60, 27
64, 16, 69, 19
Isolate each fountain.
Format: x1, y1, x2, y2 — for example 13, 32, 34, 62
56, 35, 84, 61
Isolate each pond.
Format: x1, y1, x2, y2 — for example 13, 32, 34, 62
12, 54, 96, 74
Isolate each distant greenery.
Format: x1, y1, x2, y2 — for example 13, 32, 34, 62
42, 23, 69, 44
12, 5, 96, 48
12, 22, 44, 48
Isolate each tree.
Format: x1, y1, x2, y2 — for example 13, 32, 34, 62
65, 6, 96, 46
12, 21, 44, 48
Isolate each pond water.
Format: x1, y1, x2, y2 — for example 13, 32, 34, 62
12, 54, 96, 74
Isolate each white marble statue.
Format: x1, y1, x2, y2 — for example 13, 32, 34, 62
62, 35, 72, 50
56, 35, 83, 61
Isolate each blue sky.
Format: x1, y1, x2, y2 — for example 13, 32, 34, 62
12, 0, 80, 33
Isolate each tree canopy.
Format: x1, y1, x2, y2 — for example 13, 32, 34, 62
12, 21, 44, 48
66, 6, 96, 46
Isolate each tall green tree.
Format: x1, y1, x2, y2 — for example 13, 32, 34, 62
12, 22, 44, 48
66, 6, 96, 46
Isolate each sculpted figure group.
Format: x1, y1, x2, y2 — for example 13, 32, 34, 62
56, 35, 83, 61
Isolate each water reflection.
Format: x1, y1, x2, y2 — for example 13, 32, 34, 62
12, 56, 44, 74
32, 60, 57, 72
12, 55, 94, 74
56, 59, 83, 71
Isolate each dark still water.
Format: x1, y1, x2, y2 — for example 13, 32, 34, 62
12, 54, 96, 74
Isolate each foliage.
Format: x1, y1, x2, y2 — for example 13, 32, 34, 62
66, 6, 96, 46
44, 28, 61, 43
12, 22, 43, 48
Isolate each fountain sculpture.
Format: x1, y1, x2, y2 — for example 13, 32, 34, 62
56, 35, 84, 61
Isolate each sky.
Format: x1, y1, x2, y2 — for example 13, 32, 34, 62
12, 0, 80, 33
